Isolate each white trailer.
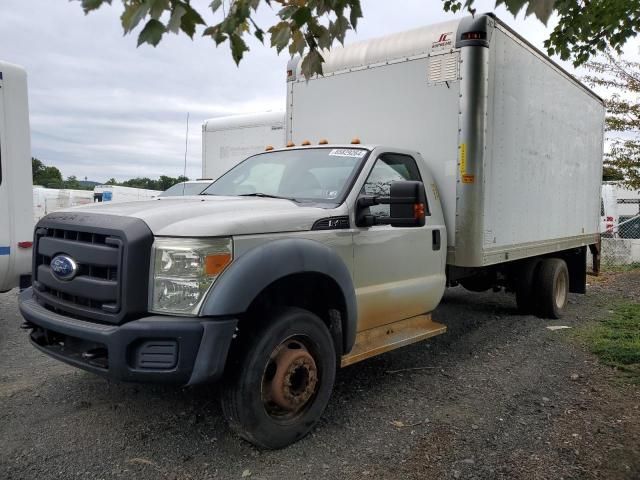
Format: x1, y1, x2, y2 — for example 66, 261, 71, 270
33, 187, 94, 222
0, 61, 34, 291
93, 185, 160, 203
286, 14, 604, 273
202, 111, 285, 180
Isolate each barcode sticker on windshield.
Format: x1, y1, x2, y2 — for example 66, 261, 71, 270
329, 148, 367, 158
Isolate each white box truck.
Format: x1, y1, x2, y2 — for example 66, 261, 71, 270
0, 61, 34, 292
202, 111, 285, 180
20, 14, 604, 448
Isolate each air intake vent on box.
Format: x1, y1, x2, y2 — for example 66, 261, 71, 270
427, 52, 460, 85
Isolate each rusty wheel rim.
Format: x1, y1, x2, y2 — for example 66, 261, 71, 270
261, 337, 319, 419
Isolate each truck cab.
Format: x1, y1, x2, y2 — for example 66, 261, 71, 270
20, 144, 446, 448
0, 61, 34, 292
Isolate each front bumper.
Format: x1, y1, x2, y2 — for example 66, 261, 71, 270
18, 288, 237, 386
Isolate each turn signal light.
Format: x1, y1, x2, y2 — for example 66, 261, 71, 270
205, 253, 232, 276
414, 203, 426, 220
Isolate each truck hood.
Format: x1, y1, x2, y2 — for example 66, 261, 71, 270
61, 196, 342, 236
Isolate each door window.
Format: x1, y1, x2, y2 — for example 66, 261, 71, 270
360, 153, 422, 217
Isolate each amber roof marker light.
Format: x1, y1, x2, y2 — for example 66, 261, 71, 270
265, 145, 274, 151
286, 141, 295, 148
318, 139, 329, 145
301, 140, 311, 146
351, 137, 361, 144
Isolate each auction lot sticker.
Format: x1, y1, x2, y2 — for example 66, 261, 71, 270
329, 148, 367, 158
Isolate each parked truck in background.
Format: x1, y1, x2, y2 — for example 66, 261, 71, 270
202, 111, 285, 180
93, 184, 160, 203
33, 186, 94, 223
0, 61, 33, 292
19, 14, 603, 449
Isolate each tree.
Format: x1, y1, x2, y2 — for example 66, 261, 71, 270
75, 0, 640, 79
585, 53, 640, 190
32, 157, 63, 188
64, 175, 82, 189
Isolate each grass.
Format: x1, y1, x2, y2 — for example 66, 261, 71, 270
576, 303, 640, 381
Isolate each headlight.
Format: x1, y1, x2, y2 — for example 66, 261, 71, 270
150, 237, 233, 315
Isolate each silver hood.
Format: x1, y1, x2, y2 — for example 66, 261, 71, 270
60, 196, 344, 236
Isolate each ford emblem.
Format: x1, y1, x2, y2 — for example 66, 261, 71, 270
50, 254, 78, 281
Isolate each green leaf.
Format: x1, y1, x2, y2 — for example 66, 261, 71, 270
80, 0, 111, 14
121, 2, 151, 34
180, 6, 206, 38
349, 0, 362, 30
269, 21, 291, 53
230, 33, 249, 64
167, 4, 187, 33
330, 15, 350, 45
149, 0, 169, 19
289, 29, 306, 57
137, 18, 166, 46
524, 0, 556, 24
292, 7, 312, 27
210, 0, 223, 13
300, 48, 324, 79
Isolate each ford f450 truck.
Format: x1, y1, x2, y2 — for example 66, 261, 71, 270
19, 14, 603, 449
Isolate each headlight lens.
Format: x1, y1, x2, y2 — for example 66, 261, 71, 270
150, 237, 232, 315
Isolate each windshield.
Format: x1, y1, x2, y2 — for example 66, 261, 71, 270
202, 148, 368, 204
160, 182, 210, 197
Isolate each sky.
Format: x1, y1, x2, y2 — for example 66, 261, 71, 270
0, 1, 636, 182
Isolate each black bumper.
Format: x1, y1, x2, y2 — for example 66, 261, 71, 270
18, 288, 237, 386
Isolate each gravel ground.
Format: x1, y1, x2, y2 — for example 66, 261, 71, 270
1, 272, 639, 480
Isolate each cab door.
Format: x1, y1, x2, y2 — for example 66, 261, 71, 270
352, 151, 446, 332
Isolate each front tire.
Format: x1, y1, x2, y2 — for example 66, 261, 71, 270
220, 307, 336, 449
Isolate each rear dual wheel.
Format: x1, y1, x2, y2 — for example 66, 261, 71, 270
220, 307, 336, 449
516, 258, 569, 319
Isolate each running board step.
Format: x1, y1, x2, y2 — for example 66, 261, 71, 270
341, 314, 446, 367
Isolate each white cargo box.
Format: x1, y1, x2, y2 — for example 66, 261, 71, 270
287, 14, 604, 268
202, 111, 285, 180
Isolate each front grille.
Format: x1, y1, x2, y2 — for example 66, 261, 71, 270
32, 212, 154, 324
33, 226, 123, 322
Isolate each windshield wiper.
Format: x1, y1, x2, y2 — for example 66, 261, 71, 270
238, 193, 299, 202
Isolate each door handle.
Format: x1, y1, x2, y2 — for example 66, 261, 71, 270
432, 229, 441, 251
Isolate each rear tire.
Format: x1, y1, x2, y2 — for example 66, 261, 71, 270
515, 259, 541, 314
534, 258, 569, 319
220, 307, 336, 449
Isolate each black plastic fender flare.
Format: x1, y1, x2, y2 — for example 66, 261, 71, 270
200, 238, 358, 353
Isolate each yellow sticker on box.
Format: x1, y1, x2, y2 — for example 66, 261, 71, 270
459, 143, 467, 176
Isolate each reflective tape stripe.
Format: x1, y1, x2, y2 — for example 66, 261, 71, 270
0, 246, 10, 255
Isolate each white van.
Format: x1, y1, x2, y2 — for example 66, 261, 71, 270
0, 61, 34, 291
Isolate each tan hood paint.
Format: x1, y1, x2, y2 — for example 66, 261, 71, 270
63, 196, 338, 237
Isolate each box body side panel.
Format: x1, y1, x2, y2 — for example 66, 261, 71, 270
481, 26, 604, 264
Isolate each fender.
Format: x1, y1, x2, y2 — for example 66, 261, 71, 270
200, 238, 358, 353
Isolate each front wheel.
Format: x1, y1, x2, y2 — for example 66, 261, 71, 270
220, 307, 336, 449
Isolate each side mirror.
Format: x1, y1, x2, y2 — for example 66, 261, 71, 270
356, 180, 428, 228
389, 181, 427, 227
